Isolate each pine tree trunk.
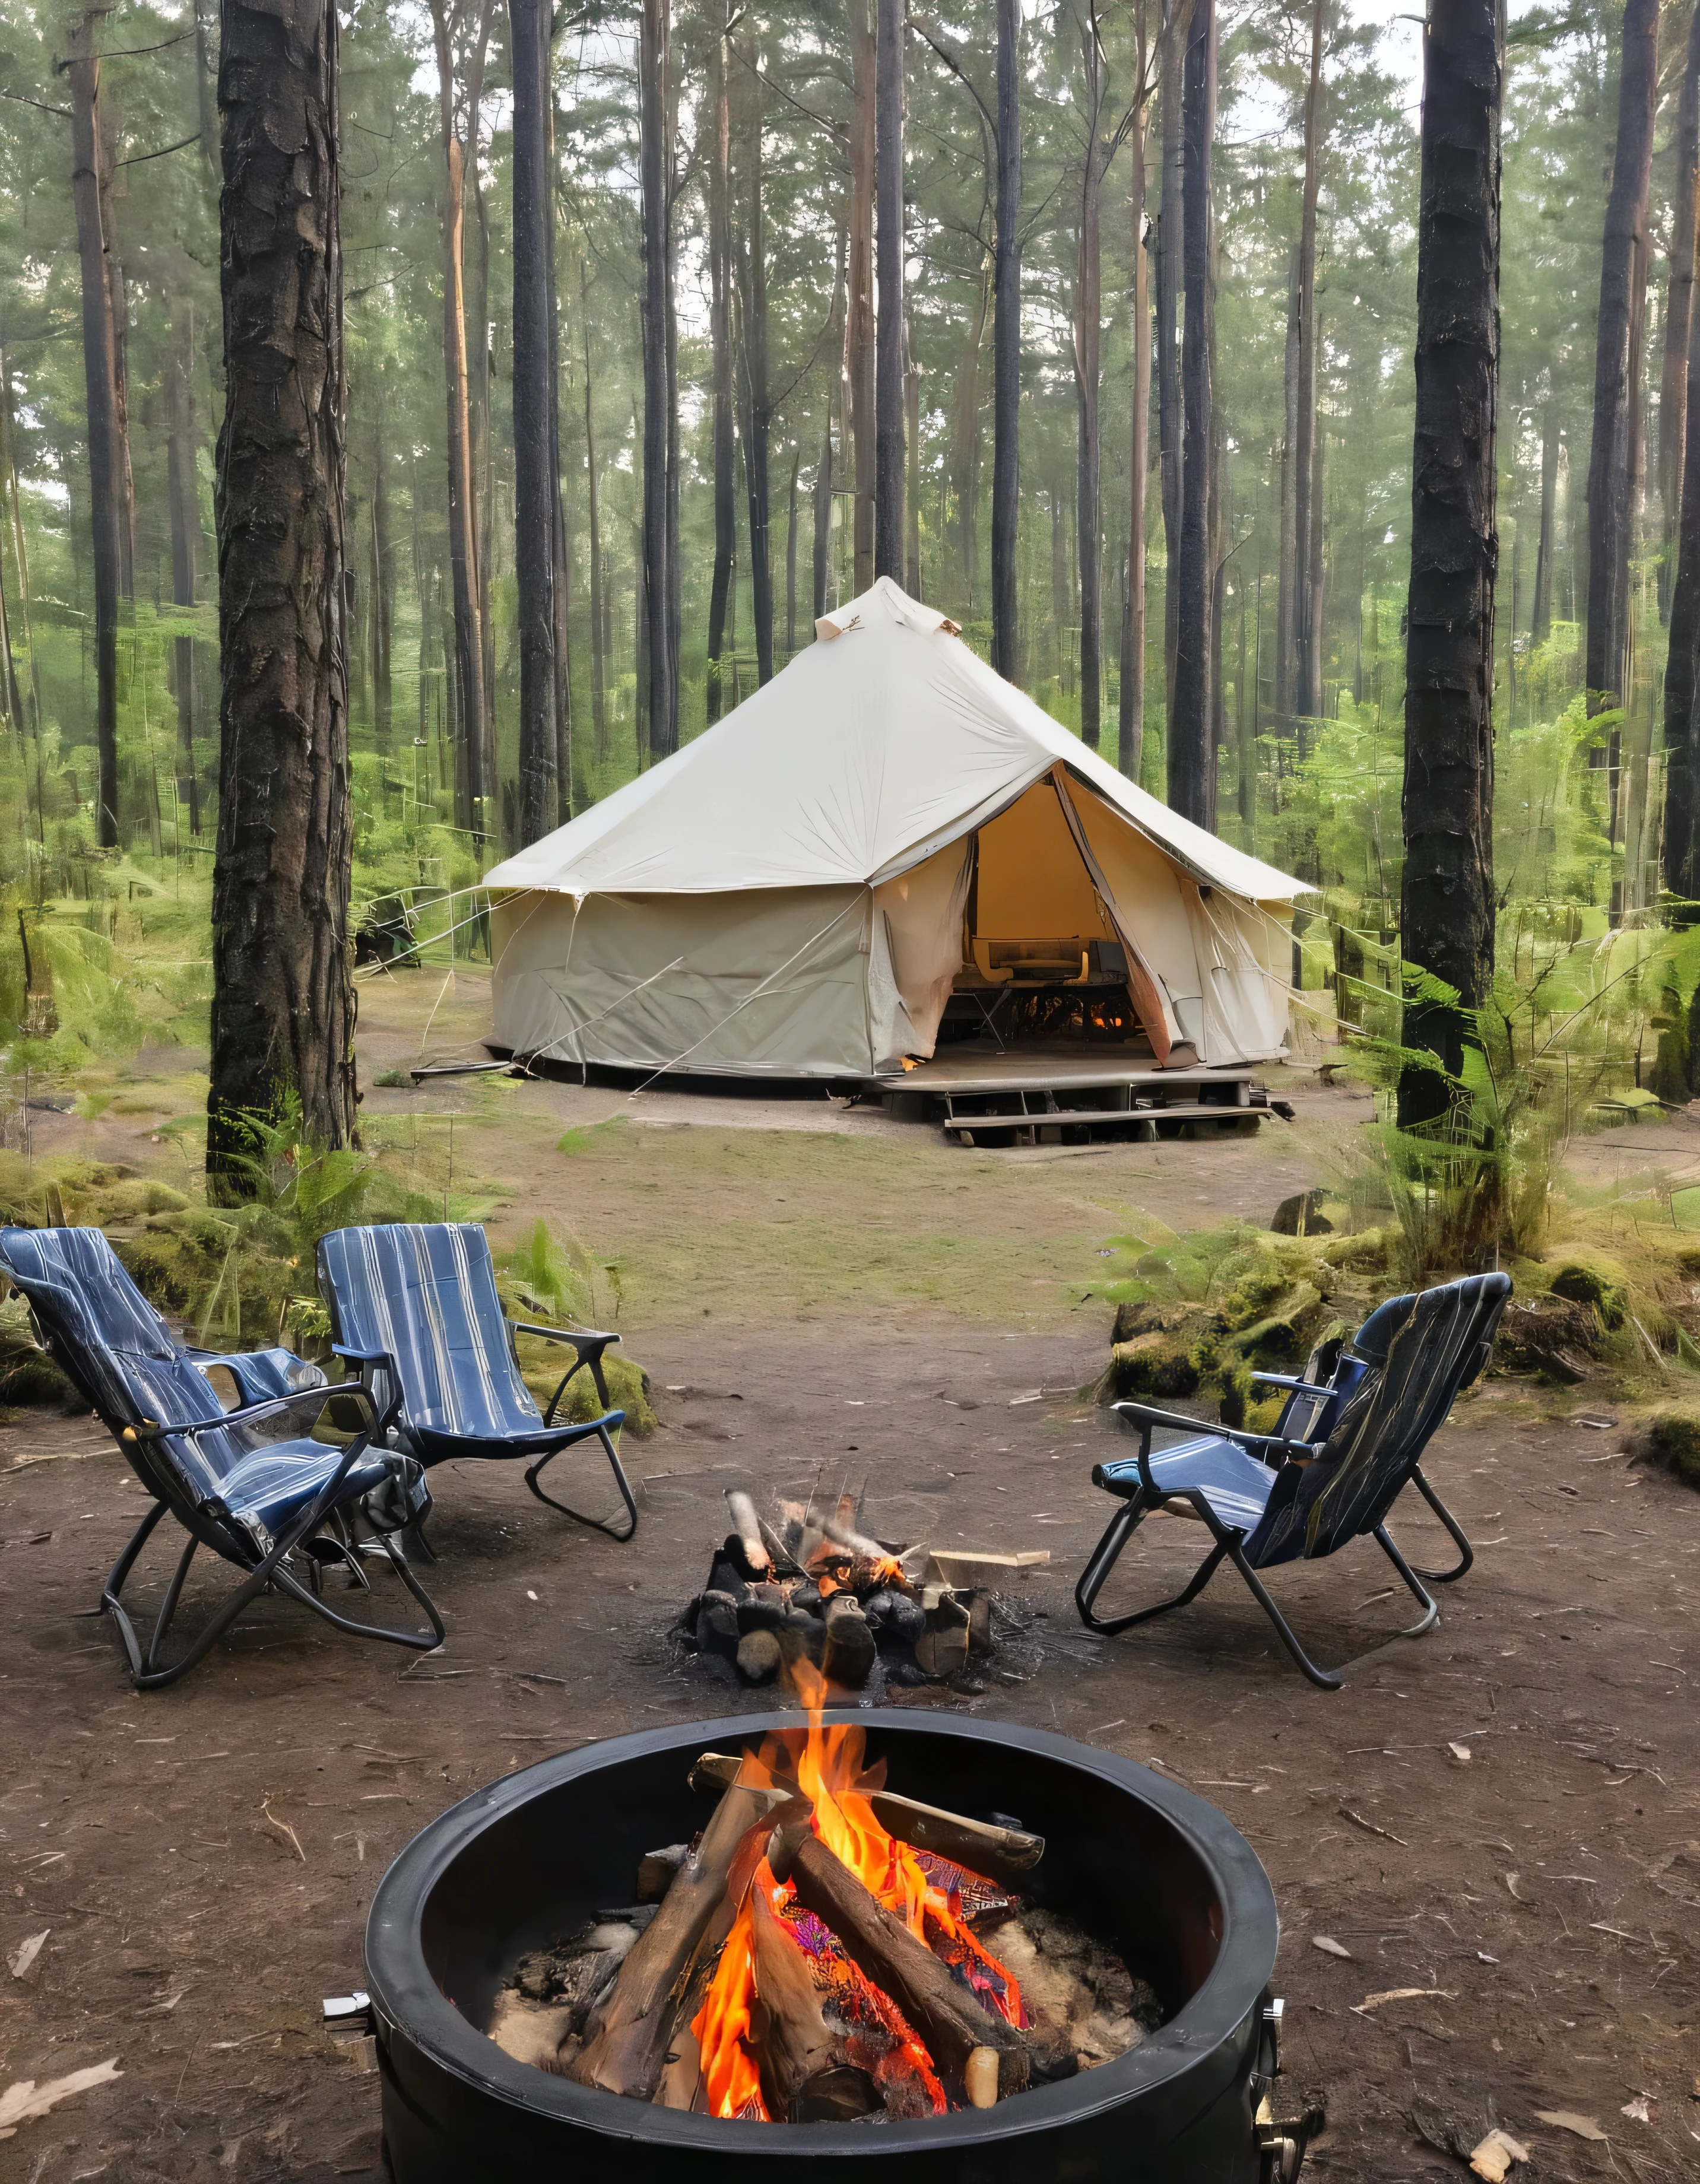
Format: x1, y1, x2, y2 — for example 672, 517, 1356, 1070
65, 7, 123, 849
510, 0, 556, 846
1157, 20, 1184, 718
97, 90, 137, 605
1531, 390, 1558, 643
1398, 0, 1501, 1132
903, 310, 921, 595
1661, 187, 1700, 903
166, 299, 201, 838
848, 0, 876, 593
639, 0, 675, 760
814, 214, 846, 627
706, 13, 735, 720
1074, 18, 1104, 751
737, 42, 774, 684
428, 0, 490, 831
991, 0, 1021, 679
1276, 247, 1299, 722
582, 267, 606, 758
1660, 1, 1700, 625
545, 58, 572, 820
874, 0, 905, 582
370, 417, 392, 748
786, 446, 800, 653
1291, 0, 1323, 725
1168, 0, 1214, 829
948, 262, 989, 611
1120, 93, 1150, 780
1585, 0, 1657, 842
209, 0, 357, 1182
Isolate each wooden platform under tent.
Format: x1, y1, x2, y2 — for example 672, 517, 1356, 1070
858, 1047, 1295, 1148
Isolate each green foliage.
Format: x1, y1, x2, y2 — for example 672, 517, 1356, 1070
500, 1217, 624, 1331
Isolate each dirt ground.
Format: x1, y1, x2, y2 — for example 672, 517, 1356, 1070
2, 976, 1698, 2182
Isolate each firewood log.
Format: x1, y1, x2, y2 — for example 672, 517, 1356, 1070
863, 1587, 925, 1646
757, 1513, 803, 1576
690, 1752, 1045, 1877
724, 1490, 772, 1577
749, 1883, 842, 2117
822, 1594, 877, 1688
736, 1629, 782, 1684
767, 1826, 1029, 2100
568, 1773, 788, 2100
737, 1582, 789, 1632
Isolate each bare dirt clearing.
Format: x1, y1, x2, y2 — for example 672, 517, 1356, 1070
2, 985, 1697, 2181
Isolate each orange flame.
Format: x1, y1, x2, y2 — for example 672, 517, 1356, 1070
689, 1661, 1023, 2119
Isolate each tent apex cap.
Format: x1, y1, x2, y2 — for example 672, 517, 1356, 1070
816, 577, 960, 642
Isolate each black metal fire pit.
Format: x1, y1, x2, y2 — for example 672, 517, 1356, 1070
364, 1710, 1293, 2182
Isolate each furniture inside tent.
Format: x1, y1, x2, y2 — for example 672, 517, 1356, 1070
481, 580, 1309, 1084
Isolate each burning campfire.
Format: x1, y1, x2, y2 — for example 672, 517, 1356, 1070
487, 1668, 1160, 2121
675, 1487, 1048, 1693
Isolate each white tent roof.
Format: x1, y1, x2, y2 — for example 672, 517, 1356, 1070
483, 578, 1309, 904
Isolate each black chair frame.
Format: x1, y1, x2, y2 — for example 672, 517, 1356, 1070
104, 1382, 446, 1690
1073, 1403, 1444, 1692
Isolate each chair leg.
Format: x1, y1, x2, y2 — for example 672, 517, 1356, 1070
1400, 1464, 1474, 1583
525, 1423, 639, 1541
1222, 1544, 1347, 1691
1074, 1493, 1230, 1636
270, 1538, 446, 1651
1374, 1525, 1441, 1636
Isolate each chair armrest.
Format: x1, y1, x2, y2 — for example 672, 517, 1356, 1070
508, 1320, 620, 1357
332, 1344, 394, 1366
1111, 1399, 1321, 1465
1249, 1372, 1333, 1397
125, 1380, 382, 1445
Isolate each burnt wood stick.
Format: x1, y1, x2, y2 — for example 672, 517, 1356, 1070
769, 1825, 1028, 2099
756, 1512, 803, 1576
725, 1489, 772, 1576
690, 1751, 1045, 1876
749, 1882, 842, 2117
569, 1774, 787, 2099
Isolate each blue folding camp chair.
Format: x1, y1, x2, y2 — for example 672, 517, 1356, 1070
0, 1227, 444, 1690
1074, 1272, 1510, 1688
315, 1223, 638, 1541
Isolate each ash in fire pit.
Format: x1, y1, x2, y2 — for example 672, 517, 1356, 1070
676, 1486, 1047, 1696
484, 1675, 1163, 2122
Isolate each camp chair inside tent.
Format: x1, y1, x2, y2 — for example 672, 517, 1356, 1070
0, 1226, 444, 1691
1074, 1273, 1510, 1688
315, 1223, 638, 1541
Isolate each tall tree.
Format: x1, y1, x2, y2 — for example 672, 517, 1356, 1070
426, 0, 494, 831
510, 0, 556, 845
1167, 0, 1214, 827
544, 30, 572, 819
368, 414, 393, 747
209, 0, 357, 1181
638, 0, 676, 759
735, 30, 775, 682
581, 264, 606, 758
1119, 0, 1153, 780
1660, 1, 1700, 623
1398, 0, 1501, 1132
1663, 98, 1700, 904
1290, 0, 1324, 725
63, 5, 123, 847
706, 5, 736, 719
991, 0, 1021, 678
848, 0, 876, 594
1072, 2, 1106, 750
165, 297, 201, 838
1156, 5, 1185, 713
1584, 0, 1657, 838
1530, 386, 1559, 644
874, 0, 905, 580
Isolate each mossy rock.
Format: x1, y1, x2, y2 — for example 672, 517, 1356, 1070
84, 1177, 192, 1226
1216, 1261, 1292, 1332
1548, 1260, 1628, 1331
515, 1347, 658, 1437
1109, 1297, 1199, 1345
1092, 1331, 1200, 1405
1318, 1227, 1391, 1273
1227, 1281, 1325, 1370
1627, 1411, 1700, 1488
0, 1297, 78, 1409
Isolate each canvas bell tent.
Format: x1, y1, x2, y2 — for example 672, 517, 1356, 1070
481, 581, 1309, 1081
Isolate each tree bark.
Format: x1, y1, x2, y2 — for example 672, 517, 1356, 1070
1585, 0, 1657, 840
370, 415, 392, 747
874, 0, 905, 582
1291, 0, 1324, 724
209, 0, 357, 1180
97, 90, 136, 605
849, 0, 877, 594
1398, 0, 1501, 1131
1156, 11, 1184, 716
903, 309, 921, 595
1531, 388, 1558, 643
166, 298, 201, 838
545, 50, 572, 821
510, 0, 556, 845
706, 9, 735, 719
64, 6, 123, 848
1661, 177, 1700, 903
991, 0, 1021, 679
1120, 76, 1150, 780
427, 0, 492, 833
1276, 245, 1299, 722
1661, 0, 1700, 624
1168, 0, 1214, 828
1073, 5, 1105, 750
639, 0, 675, 760
582, 265, 606, 759
735, 37, 774, 685
786, 446, 800, 653
948, 259, 989, 611
814, 211, 846, 626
